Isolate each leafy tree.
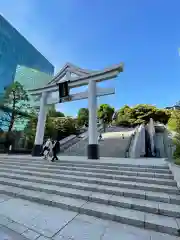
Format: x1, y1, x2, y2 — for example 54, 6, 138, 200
152, 109, 171, 124
24, 110, 38, 149
97, 104, 114, 132
0, 81, 30, 132
24, 108, 76, 147
47, 105, 65, 118
170, 110, 180, 161
117, 105, 131, 116
97, 104, 115, 124
116, 105, 134, 126
168, 110, 179, 131
52, 117, 76, 137
77, 108, 89, 126
130, 104, 157, 124
45, 116, 76, 140
116, 114, 132, 127
116, 104, 171, 127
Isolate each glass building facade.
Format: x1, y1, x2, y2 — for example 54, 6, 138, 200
0, 14, 54, 130
13, 65, 53, 130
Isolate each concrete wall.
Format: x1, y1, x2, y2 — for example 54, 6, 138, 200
163, 129, 175, 159
154, 124, 175, 159
129, 124, 145, 158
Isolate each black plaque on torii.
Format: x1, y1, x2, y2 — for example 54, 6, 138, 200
58, 81, 70, 103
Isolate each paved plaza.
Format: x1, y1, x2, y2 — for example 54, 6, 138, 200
0, 194, 178, 240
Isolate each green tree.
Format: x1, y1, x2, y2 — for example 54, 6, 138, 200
54, 117, 76, 136
116, 104, 171, 127
24, 111, 76, 147
24, 110, 38, 149
170, 110, 180, 161
116, 105, 134, 126
97, 104, 114, 132
47, 105, 65, 118
24, 106, 66, 145
168, 110, 178, 131
131, 104, 156, 124
117, 105, 131, 116
77, 108, 89, 126
0, 81, 30, 132
97, 104, 115, 124
116, 114, 132, 127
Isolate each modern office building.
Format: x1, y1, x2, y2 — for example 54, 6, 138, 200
165, 105, 180, 110
0, 14, 54, 130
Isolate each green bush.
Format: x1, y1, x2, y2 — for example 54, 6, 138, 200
174, 158, 180, 165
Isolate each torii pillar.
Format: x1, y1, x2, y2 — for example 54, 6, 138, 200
32, 92, 47, 156
88, 80, 99, 159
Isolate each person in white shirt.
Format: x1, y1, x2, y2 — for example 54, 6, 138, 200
42, 138, 52, 159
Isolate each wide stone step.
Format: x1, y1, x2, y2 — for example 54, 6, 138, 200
0, 184, 179, 236
0, 163, 173, 181
0, 171, 178, 194
0, 158, 170, 169
0, 161, 172, 174
0, 167, 175, 186
0, 158, 170, 171
1, 183, 180, 218
0, 175, 179, 204
0, 174, 179, 198
0, 164, 174, 181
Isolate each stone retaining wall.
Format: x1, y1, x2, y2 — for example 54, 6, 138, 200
129, 124, 145, 158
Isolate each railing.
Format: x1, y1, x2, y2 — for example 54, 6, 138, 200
125, 131, 136, 157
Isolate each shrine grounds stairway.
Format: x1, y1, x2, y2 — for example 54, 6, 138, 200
60, 127, 134, 157
0, 157, 180, 237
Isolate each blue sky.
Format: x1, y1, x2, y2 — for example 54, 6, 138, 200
1, 0, 180, 116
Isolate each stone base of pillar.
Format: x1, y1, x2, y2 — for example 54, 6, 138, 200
87, 144, 99, 159
32, 145, 42, 157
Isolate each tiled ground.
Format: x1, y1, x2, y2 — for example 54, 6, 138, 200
0, 194, 178, 240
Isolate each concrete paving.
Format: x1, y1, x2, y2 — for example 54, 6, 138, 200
0, 225, 30, 240
0, 196, 178, 239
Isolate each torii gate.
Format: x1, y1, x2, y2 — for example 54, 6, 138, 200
29, 62, 123, 159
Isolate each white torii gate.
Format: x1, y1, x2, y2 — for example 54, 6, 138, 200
28, 62, 123, 159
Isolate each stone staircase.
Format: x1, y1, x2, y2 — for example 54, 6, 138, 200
60, 138, 89, 156
60, 129, 132, 157
0, 157, 179, 237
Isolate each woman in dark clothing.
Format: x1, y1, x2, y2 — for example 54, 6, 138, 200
51, 140, 60, 162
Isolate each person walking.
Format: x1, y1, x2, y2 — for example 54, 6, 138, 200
98, 133, 102, 141
42, 138, 52, 160
51, 139, 60, 162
